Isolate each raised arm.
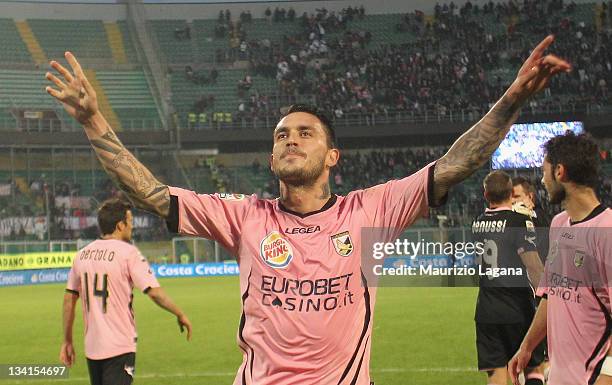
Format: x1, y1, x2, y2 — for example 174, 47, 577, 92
431, 35, 571, 205
44, 52, 170, 217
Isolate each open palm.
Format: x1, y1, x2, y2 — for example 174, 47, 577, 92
45, 51, 98, 124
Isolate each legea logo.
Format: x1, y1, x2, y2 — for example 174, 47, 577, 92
260, 231, 293, 269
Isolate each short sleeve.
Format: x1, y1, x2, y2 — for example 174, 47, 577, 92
595, 226, 612, 303
166, 187, 253, 256
127, 249, 160, 293
358, 162, 441, 240
65, 265, 80, 294
516, 216, 538, 255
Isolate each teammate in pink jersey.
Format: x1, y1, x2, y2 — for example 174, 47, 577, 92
61, 199, 192, 385
509, 131, 612, 385
46, 36, 570, 384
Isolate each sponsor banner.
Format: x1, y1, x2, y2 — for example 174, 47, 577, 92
0, 215, 154, 236
0, 263, 239, 287
0, 268, 70, 287
59, 215, 152, 231
151, 263, 239, 278
0, 217, 47, 238
0, 252, 75, 271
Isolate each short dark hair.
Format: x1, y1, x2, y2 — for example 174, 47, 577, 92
97, 199, 132, 235
543, 131, 600, 189
512, 176, 535, 195
483, 170, 513, 204
281, 104, 337, 148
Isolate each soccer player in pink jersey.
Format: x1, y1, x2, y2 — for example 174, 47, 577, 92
46, 36, 570, 385
509, 131, 612, 385
60, 199, 192, 385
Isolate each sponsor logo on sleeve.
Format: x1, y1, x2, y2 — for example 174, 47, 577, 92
260, 231, 294, 269
331, 231, 353, 257
217, 193, 246, 201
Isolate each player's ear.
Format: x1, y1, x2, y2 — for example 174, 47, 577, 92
268, 153, 274, 172
326, 148, 339, 168
555, 163, 567, 182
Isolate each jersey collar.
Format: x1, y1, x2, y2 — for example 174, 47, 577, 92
569, 204, 606, 226
278, 195, 338, 218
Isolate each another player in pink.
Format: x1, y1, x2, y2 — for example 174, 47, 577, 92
509, 132, 612, 385
46, 37, 570, 384
61, 199, 192, 385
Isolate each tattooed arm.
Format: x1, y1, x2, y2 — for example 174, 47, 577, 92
431, 35, 571, 206
86, 115, 170, 217
45, 52, 170, 217
431, 96, 519, 205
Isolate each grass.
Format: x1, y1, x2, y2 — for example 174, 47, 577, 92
0, 277, 484, 384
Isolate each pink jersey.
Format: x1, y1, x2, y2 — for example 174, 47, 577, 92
66, 239, 160, 360
167, 162, 435, 385
536, 206, 612, 385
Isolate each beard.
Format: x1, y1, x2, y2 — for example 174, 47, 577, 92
547, 182, 566, 205
273, 157, 325, 186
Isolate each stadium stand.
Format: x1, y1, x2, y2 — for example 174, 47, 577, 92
28, 19, 113, 61
150, 1, 609, 129
0, 0, 610, 242
0, 19, 35, 64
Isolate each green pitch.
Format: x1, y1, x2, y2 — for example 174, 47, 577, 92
0, 277, 484, 384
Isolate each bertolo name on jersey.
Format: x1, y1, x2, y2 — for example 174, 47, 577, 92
472, 219, 507, 233
79, 248, 115, 262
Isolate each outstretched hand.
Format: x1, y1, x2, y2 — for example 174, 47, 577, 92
506, 35, 572, 107
45, 51, 99, 124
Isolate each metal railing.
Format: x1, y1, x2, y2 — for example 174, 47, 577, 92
0, 239, 92, 254
0, 117, 162, 132
181, 102, 609, 131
